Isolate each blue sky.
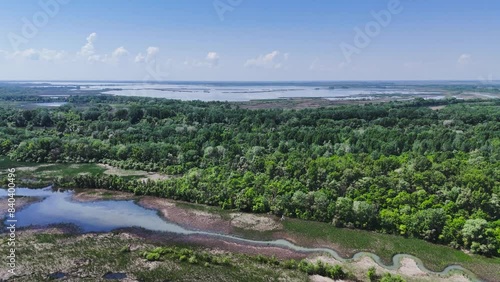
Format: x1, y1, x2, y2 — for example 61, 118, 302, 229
0, 0, 499, 81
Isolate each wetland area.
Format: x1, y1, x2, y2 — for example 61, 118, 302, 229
1, 187, 496, 282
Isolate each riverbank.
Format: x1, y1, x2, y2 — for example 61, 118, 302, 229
70, 189, 493, 282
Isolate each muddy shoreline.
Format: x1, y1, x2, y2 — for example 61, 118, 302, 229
72, 190, 303, 259
73, 190, 354, 257
74, 189, 283, 236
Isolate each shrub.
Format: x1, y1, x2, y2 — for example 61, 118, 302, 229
326, 265, 346, 280
145, 252, 160, 261
380, 273, 406, 282
367, 266, 378, 281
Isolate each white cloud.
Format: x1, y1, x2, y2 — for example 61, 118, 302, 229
112, 46, 129, 58
183, 51, 221, 68
15, 49, 40, 60
457, 53, 471, 66
244, 50, 284, 69
2, 48, 67, 61
43, 49, 67, 61
146, 47, 159, 62
134, 53, 145, 63
89, 46, 130, 64
135, 46, 160, 63
78, 32, 97, 57
75, 33, 131, 63
206, 52, 220, 67
183, 58, 205, 68
87, 54, 102, 63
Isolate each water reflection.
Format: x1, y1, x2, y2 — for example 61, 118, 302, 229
1, 188, 188, 233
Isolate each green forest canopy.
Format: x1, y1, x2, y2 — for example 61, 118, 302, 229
0, 95, 499, 257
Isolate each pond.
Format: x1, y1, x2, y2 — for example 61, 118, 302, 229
33, 102, 68, 107
1, 188, 187, 233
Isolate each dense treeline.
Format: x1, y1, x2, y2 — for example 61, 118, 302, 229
1, 96, 499, 256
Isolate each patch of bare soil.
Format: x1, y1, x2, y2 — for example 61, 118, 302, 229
229, 212, 282, 231
75, 190, 278, 234
72, 189, 137, 202
139, 172, 172, 182
442, 274, 471, 282
98, 163, 146, 176
308, 275, 336, 282
98, 163, 172, 182
139, 197, 232, 233
15, 164, 53, 172
306, 255, 341, 266
430, 105, 446, 110
399, 257, 426, 277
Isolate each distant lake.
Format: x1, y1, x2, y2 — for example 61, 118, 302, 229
33, 102, 67, 107
23, 81, 446, 102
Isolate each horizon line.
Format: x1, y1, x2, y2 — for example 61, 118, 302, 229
2, 79, 499, 83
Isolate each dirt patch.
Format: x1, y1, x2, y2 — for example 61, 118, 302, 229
75, 190, 284, 237
442, 274, 471, 282
72, 189, 137, 202
309, 275, 336, 282
306, 255, 341, 266
353, 256, 395, 276
15, 164, 53, 172
98, 163, 146, 176
139, 197, 232, 234
429, 105, 446, 111
139, 172, 171, 182
230, 213, 282, 231
398, 257, 426, 277
98, 163, 172, 182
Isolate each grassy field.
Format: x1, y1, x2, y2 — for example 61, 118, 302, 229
0, 230, 309, 282
0, 157, 150, 187
283, 219, 500, 281
0, 157, 106, 187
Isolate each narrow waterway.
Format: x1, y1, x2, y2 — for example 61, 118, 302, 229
1, 187, 481, 281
